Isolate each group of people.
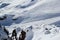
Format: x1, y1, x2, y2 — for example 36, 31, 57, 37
11, 29, 26, 40
0, 24, 27, 40
0, 24, 33, 40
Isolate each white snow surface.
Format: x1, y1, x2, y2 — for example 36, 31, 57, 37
0, 0, 60, 40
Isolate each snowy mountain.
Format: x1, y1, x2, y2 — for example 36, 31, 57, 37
0, 0, 60, 40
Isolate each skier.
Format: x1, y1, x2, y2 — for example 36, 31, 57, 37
19, 30, 26, 40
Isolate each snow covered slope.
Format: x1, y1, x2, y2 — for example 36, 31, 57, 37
0, 0, 60, 40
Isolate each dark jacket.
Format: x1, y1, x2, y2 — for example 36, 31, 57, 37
19, 30, 26, 40
12, 29, 17, 36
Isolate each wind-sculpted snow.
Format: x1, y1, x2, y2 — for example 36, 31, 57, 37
0, 0, 60, 24
0, 0, 60, 40
0, 13, 60, 26
51, 21, 60, 27
16, 0, 37, 8
0, 3, 9, 9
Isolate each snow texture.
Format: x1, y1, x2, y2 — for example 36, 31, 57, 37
0, 0, 60, 40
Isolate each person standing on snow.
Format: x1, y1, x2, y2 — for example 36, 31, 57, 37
11, 29, 17, 40
19, 30, 26, 40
